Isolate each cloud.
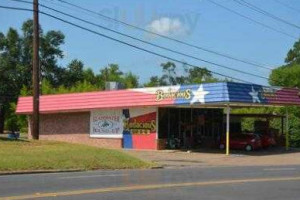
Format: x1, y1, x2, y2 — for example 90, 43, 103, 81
146, 17, 186, 37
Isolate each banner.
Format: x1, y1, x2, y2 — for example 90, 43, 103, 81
90, 109, 123, 138
123, 107, 157, 149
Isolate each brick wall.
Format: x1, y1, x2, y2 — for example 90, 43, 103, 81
28, 112, 122, 149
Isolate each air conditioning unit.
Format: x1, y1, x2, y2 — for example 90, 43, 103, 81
105, 82, 125, 91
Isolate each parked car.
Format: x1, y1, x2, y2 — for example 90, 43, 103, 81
255, 133, 276, 148
219, 133, 262, 151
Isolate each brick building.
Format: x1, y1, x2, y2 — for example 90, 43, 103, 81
16, 82, 300, 151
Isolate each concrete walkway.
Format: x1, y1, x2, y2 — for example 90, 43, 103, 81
124, 148, 300, 168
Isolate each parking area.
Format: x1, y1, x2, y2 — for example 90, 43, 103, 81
125, 148, 300, 168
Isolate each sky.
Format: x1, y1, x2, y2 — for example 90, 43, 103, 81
1, 0, 300, 86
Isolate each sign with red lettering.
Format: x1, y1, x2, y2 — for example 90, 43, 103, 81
90, 109, 123, 138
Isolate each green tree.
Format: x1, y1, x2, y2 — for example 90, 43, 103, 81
0, 28, 22, 133
269, 38, 300, 147
63, 59, 85, 87
83, 68, 98, 86
144, 62, 218, 87
99, 64, 123, 83
123, 72, 139, 88
20, 20, 65, 87
285, 38, 300, 64
160, 62, 179, 85
186, 67, 218, 84
0, 20, 65, 132
269, 64, 300, 88
144, 76, 161, 87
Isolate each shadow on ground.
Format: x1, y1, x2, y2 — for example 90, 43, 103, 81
172, 147, 300, 157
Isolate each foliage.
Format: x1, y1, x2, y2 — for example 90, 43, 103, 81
269, 63, 300, 88
144, 61, 218, 87
268, 38, 300, 147
98, 64, 139, 89
0, 20, 66, 133
4, 103, 27, 133
285, 38, 300, 64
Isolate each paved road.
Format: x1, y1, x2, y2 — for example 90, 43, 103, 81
0, 165, 300, 200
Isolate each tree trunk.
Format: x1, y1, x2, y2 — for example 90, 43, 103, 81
0, 106, 4, 133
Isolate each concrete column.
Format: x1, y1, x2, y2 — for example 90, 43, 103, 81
226, 105, 230, 156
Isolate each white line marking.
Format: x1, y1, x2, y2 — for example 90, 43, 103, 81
59, 174, 129, 179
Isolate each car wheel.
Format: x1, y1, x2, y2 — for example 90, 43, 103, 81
245, 144, 253, 151
219, 144, 225, 150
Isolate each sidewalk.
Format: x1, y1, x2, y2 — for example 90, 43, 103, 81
124, 148, 300, 168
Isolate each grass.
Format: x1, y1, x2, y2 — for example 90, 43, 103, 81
0, 138, 153, 172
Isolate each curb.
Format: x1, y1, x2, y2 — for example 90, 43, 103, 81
0, 169, 84, 176
150, 165, 164, 169
0, 166, 164, 176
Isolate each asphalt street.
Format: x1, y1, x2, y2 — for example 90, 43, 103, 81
0, 165, 300, 200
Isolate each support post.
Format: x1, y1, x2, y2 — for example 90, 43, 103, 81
32, 0, 40, 140
226, 105, 230, 156
285, 108, 289, 151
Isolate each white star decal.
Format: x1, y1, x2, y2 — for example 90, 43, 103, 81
190, 84, 209, 104
249, 86, 261, 103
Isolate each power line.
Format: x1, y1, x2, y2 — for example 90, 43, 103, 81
2, 4, 291, 89
29, 1, 271, 81
0, 5, 255, 84
207, 0, 297, 39
273, 0, 300, 14
233, 0, 300, 30
36, 0, 273, 71
1, 3, 293, 89
1, 5, 297, 91
0, 4, 31, 11
8, 0, 272, 81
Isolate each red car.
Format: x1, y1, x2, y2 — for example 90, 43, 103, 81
219, 134, 262, 151
255, 133, 276, 148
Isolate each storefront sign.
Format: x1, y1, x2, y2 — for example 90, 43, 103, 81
124, 112, 156, 134
90, 110, 123, 138
155, 89, 191, 101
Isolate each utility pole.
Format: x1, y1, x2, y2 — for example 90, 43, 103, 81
32, 0, 40, 140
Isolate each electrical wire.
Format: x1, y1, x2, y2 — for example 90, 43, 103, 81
207, 0, 297, 39
0, 5, 256, 84
0, 4, 291, 88
36, 0, 274, 71
233, 0, 300, 30
32, 2, 271, 81
8, 0, 275, 82
273, 0, 300, 14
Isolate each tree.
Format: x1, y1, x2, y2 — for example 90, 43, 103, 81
123, 72, 139, 88
268, 38, 300, 147
0, 20, 65, 132
144, 76, 161, 87
186, 67, 218, 84
63, 59, 85, 87
269, 64, 300, 88
0, 28, 22, 133
160, 62, 178, 85
144, 62, 218, 87
20, 20, 65, 87
99, 64, 123, 81
285, 38, 300, 64
98, 64, 124, 89
83, 68, 98, 86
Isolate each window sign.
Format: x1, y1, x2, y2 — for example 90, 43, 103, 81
90, 109, 123, 138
